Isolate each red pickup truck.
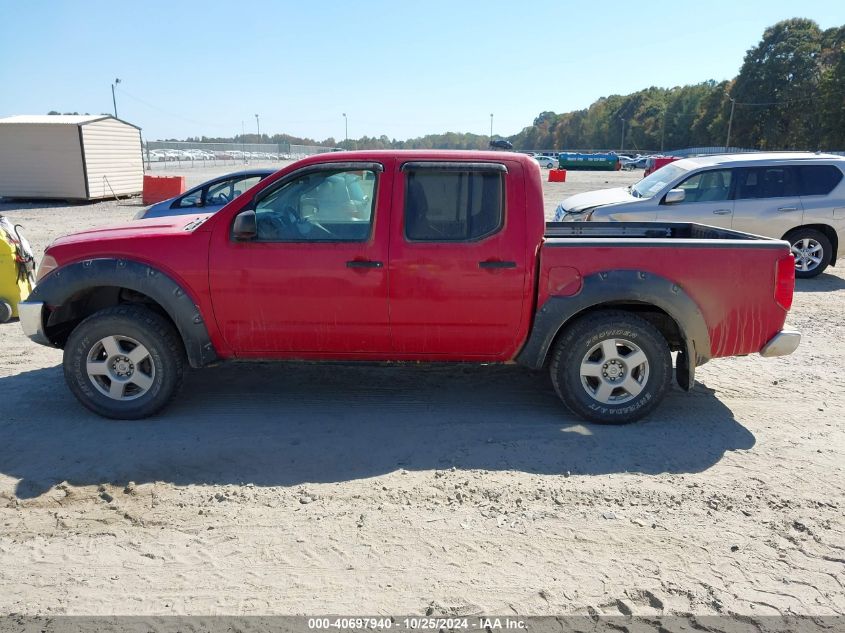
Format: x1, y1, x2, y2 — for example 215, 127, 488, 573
19, 151, 800, 424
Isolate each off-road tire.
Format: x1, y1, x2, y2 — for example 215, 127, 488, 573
0, 301, 11, 323
550, 310, 672, 424
63, 305, 186, 419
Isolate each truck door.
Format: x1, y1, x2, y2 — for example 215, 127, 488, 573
208, 161, 392, 355
388, 161, 528, 358
731, 166, 803, 238
656, 168, 735, 228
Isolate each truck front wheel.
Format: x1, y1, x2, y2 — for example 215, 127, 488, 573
63, 305, 186, 419
550, 311, 672, 424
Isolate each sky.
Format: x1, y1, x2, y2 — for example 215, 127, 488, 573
0, 0, 841, 143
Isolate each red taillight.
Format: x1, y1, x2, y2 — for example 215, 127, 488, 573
775, 254, 795, 311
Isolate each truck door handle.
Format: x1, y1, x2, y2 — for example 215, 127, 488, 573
778, 206, 799, 212
479, 260, 517, 269
346, 260, 383, 269
712, 208, 732, 215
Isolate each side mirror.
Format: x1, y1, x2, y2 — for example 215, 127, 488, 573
232, 210, 257, 240
664, 188, 686, 204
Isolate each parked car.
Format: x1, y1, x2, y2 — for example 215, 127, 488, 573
644, 155, 681, 177
620, 156, 641, 171
534, 155, 556, 168
489, 139, 513, 150
553, 152, 845, 277
134, 169, 275, 220
21, 151, 799, 424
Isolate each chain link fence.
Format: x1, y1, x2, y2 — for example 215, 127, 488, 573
143, 141, 337, 169
143, 142, 843, 171
527, 146, 757, 156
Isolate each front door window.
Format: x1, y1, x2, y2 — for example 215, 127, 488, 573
676, 169, 733, 203
657, 169, 734, 227
254, 169, 376, 242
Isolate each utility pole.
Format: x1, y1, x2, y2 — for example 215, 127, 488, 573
725, 92, 736, 151
255, 113, 260, 140
490, 113, 494, 139
241, 121, 246, 163
111, 78, 121, 118
619, 115, 626, 152
343, 112, 348, 148
661, 108, 667, 153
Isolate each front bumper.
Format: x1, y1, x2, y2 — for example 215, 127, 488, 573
18, 300, 52, 347
760, 330, 801, 357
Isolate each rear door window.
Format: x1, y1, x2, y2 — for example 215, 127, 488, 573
798, 165, 843, 196
736, 167, 799, 199
404, 169, 504, 241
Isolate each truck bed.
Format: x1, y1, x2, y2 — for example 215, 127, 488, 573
537, 221, 793, 361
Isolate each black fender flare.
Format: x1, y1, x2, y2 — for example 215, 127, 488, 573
515, 270, 711, 391
30, 258, 218, 368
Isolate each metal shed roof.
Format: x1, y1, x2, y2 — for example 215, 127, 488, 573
0, 114, 141, 130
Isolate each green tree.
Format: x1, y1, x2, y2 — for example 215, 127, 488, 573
818, 26, 845, 149
731, 18, 824, 149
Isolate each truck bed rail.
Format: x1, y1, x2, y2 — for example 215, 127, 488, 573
545, 221, 774, 242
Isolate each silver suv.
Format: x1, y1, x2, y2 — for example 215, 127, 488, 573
554, 152, 845, 277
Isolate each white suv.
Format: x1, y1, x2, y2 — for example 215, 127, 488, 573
554, 152, 845, 277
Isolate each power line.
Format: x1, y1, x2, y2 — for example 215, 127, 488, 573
114, 87, 231, 130
731, 93, 834, 107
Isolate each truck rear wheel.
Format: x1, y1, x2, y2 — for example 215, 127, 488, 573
550, 311, 672, 424
63, 305, 185, 419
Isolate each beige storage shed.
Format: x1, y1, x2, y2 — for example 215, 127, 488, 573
0, 115, 143, 200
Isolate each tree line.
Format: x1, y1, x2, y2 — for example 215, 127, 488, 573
509, 18, 844, 152
177, 131, 492, 152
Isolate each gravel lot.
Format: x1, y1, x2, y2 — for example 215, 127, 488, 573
0, 163, 843, 618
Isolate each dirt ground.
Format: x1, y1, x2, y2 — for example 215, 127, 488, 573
0, 163, 843, 618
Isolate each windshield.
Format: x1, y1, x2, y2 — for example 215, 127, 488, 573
631, 164, 688, 198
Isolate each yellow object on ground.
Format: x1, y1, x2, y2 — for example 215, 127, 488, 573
0, 220, 34, 322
